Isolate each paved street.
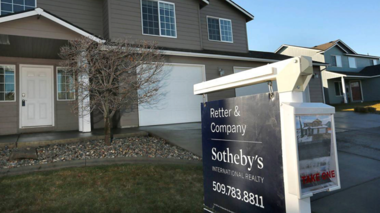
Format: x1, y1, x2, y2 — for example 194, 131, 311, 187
145, 112, 380, 213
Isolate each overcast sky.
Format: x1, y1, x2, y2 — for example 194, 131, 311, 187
234, 0, 380, 56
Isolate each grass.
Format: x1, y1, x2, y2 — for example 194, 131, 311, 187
0, 164, 204, 213
332, 101, 380, 113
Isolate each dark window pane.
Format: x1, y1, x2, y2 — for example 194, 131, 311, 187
0, 92, 4, 100
142, 0, 159, 35
331, 56, 337, 66
14, 0, 24, 5
14, 5, 24, 12
5, 91, 14, 100
208, 18, 220, 41
334, 82, 341, 96
25, 0, 35, 7
5, 83, 14, 92
0, 76, 3, 83
0, 84, 4, 92
58, 92, 66, 100
5, 75, 13, 83
67, 92, 75, 100
0, 67, 3, 75
25, 6, 34, 11
1, 3, 12, 11
2, 0, 12, 3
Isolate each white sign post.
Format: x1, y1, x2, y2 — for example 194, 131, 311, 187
194, 56, 341, 213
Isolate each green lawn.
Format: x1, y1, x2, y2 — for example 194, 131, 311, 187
332, 101, 380, 113
0, 164, 204, 213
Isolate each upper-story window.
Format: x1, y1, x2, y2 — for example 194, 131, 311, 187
141, 0, 177, 38
348, 57, 357, 68
371, 59, 378, 66
331, 55, 342, 67
0, 0, 36, 16
207, 16, 233, 43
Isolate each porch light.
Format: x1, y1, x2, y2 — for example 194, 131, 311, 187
219, 68, 225, 77
313, 72, 319, 79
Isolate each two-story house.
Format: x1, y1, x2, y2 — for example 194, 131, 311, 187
0, 0, 324, 136
276, 40, 380, 104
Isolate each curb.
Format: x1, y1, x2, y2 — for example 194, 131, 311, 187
0, 157, 202, 177
0, 131, 149, 148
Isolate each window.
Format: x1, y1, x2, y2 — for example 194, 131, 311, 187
348, 57, 357, 68
207, 17, 233, 42
331, 55, 342, 67
0, 0, 36, 16
141, 0, 177, 38
57, 68, 75, 101
0, 65, 15, 101
334, 82, 343, 96
371, 59, 378, 66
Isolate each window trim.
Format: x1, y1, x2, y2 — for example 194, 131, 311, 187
0, 0, 37, 16
140, 0, 177, 38
334, 81, 343, 97
348, 57, 357, 68
0, 64, 16, 102
56, 67, 75, 101
331, 55, 342, 67
207, 16, 234, 43
371, 59, 378, 66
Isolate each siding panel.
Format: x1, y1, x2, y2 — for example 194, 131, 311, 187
200, 0, 249, 53
38, 0, 104, 37
109, 0, 202, 50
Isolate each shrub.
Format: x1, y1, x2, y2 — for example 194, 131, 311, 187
355, 106, 369, 113
367, 107, 377, 113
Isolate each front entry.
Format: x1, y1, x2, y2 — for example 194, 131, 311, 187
20, 65, 54, 127
350, 81, 363, 102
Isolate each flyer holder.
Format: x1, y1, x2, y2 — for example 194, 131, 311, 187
194, 56, 341, 213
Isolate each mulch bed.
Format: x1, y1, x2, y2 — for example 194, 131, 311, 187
0, 136, 201, 169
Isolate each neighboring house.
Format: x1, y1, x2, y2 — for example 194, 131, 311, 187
276, 40, 380, 104
0, 0, 324, 136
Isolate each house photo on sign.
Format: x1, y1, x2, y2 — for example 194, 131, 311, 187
296, 115, 338, 194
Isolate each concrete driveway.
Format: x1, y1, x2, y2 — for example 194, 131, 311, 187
141, 112, 380, 213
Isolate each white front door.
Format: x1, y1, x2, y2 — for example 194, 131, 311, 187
20, 65, 54, 127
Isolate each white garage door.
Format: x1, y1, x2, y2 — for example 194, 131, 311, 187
138, 64, 205, 126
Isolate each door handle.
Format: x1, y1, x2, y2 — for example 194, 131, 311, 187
22, 99, 26, 107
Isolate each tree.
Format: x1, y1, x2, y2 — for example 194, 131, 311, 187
59, 37, 165, 145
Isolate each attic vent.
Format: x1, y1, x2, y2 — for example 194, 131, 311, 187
0, 35, 10, 45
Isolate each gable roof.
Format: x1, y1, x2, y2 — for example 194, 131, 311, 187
327, 65, 380, 78
201, 0, 254, 21
0, 8, 105, 43
312, 39, 357, 54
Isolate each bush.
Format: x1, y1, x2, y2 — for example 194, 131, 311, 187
355, 106, 369, 113
367, 107, 377, 113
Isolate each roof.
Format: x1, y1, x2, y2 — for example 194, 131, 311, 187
201, 0, 254, 21
312, 40, 339, 51
327, 65, 380, 78
0, 8, 105, 43
159, 47, 325, 65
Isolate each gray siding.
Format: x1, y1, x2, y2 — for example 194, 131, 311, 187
108, 0, 202, 50
327, 79, 345, 104
38, 0, 104, 37
103, 0, 110, 39
200, 0, 249, 53
362, 78, 380, 102
325, 46, 378, 72
0, 57, 78, 135
309, 67, 324, 103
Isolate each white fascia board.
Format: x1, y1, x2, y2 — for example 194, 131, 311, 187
225, 0, 254, 20
162, 50, 326, 66
274, 44, 320, 53
323, 71, 346, 79
345, 54, 380, 59
345, 75, 380, 79
0, 8, 105, 43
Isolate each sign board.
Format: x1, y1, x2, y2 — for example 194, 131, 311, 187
296, 115, 339, 196
202, 92, 285, 213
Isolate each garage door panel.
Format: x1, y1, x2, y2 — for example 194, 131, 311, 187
138, 64, 204, 126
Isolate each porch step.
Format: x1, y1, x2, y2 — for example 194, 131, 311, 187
10, 148, 38, 160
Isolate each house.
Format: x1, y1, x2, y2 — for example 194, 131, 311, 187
276, 40, 380, 104
0, 0, 325, 136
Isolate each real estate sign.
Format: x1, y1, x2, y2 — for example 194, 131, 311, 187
201, 93, 285, 213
